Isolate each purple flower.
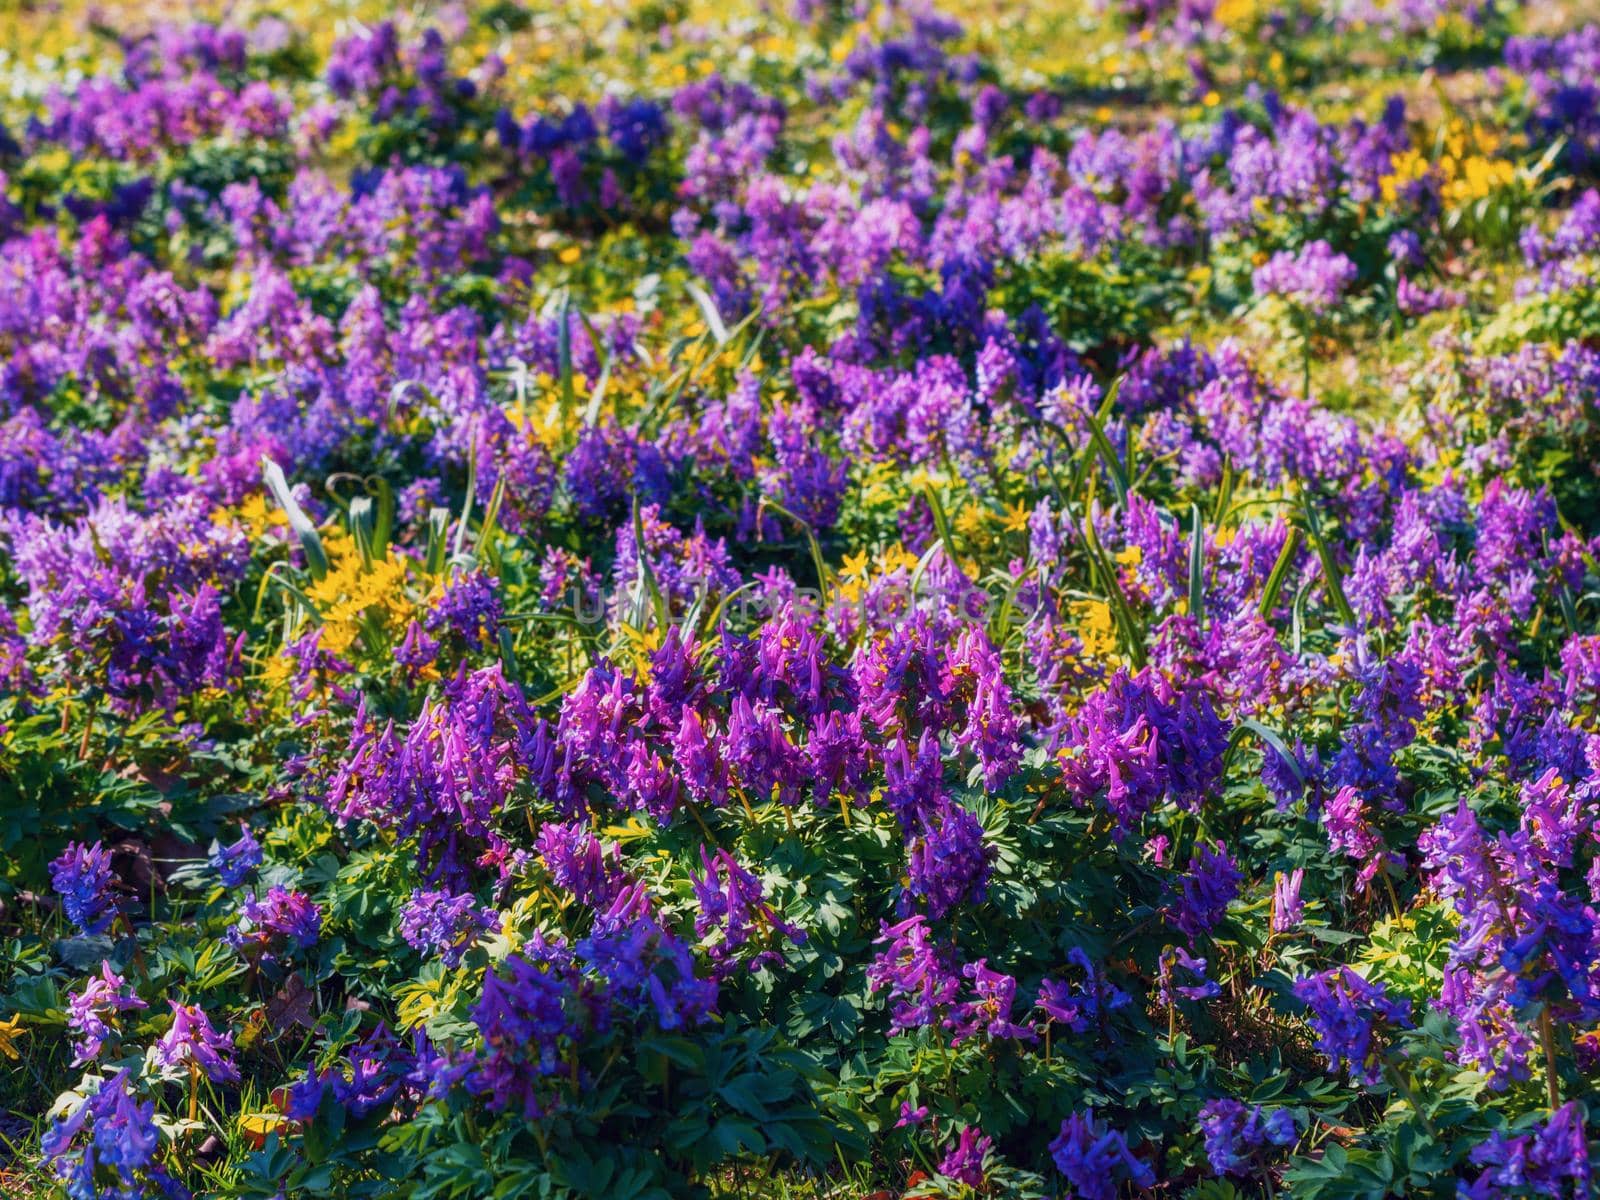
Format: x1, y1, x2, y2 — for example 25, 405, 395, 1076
1272, 868, 1306, 932
1292, 967, 1413, 1085
575, 890, 718, 1032
906, 797, 992, 918
1396, 275, 1465, 317
938, 1125, 993, 1187
689, 845, 806, 974
227, 886, 322, 957
424, 569, 504, 648
1387, 229, 1424, 268
209, 825, 262, 888
1049, 1110, 1154, 1200
154, 1002, 240, 1084
1198, 1098, 1298, 1176
330, 665, 533, 883
66, 962, 146, 1065
285, 1025, 422, 1122
399, 888, 498, 967
1160, 946, 1222, 1003
1461, 1102, 1593, 1199
1037, 947, 1132, 1033
603, 96, 669, 166
946, 627, 1023, 789
41, 1070, 179, 1200
1055, 669, 1229, 839
536, 821, 632, 908
896, 1101, 930, 1128
946, 959, 1038, 1046
1253, 240, 1358, 315
50, 841, 117, 935
1325, 784, 1398, 890
867, 915, 961, 1033
470, 945, 580, 1118
470, 895, 716, 1116
1168, 842, 1243, 939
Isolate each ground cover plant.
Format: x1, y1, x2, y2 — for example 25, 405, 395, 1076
1, 0, 1599, 1196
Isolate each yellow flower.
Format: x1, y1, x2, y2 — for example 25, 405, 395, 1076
882, 544, 921, 574
954, 506, 987, 541
1443, 156, 1514, 208
0, 1014, 26, 1061
1214, 0, 1260, 28
1071, 599, 1117, 659
1380, 149, 1430, 206
1001, 500, 1031, 534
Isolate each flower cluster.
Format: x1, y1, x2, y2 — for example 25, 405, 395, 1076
50, 842, 118, 936
4, 0, 1600, 1194
1198, 1099, 1299, 1176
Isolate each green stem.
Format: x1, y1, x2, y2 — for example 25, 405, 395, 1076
1382, 871, 1403, 922
1383, 1060, 1436, 1138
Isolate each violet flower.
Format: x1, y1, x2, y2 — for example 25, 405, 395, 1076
1198, 1098, 1298, 1176
1292, 967, 1413, 1085
209, 824, 262, 888
50, 841, 117, 935
938, 1125, 993, 1187
66, 962, 146, 1065
1049, 1110, 1154, 1200
154, 1001, 240, 1084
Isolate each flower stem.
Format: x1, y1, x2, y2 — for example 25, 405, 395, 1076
1383, 1060, 1435, 1138
1540, 1006, 1561, 1112
1382, 871, 1403, 921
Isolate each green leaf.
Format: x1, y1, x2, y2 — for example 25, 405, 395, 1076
262, 458, 329, 580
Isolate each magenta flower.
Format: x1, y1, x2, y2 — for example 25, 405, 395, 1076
938, 1125, 993, 1187
866, 915, 961, 1033
227, 886, 322, 957
66, 962, 146, 1065
946, 959, 1037, 1046
1253, 240, 1358, 314
155, 1002, 240, 1084
1272, 868, 1306, 932
896, 1101, 930, 1128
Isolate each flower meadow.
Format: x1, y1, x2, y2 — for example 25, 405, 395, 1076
5, 0, 1600, 1197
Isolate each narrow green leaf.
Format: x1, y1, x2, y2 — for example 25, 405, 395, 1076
686, 281, 729, 345
558, 291, 576, 417
261, 458, 328, 580
368, 476, 394, 560
1299, 493, 1356, 627
632, 497, 671, 631
1259, 526, 1303, 620
1188, 503, 1205, 633
424, 506, 451, 576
